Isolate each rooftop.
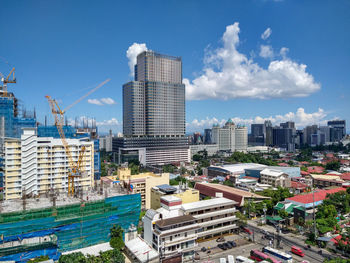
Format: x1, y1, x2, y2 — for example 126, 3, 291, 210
155, 214, 195, 228
286, 187, 346, 204
125, 237, 159, 263
181, 197, 236, 212
260, 168, 285, 177
195, 183, 270, 198
0, 188, 124, 213
209, 163, 267, 174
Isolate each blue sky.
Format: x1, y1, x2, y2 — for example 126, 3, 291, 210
1, 0, 349, 134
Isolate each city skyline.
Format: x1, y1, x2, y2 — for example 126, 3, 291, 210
1, 0, 349, 133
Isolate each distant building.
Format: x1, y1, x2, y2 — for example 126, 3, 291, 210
328, 120, 346, 142
204, 128, 212, 144
212, 119, 247, 152
260, 168, 291, 188
273, 123, 295, 152
190, 144, 219, 157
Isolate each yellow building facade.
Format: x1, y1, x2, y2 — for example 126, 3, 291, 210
150, 185, 200, 210
116, 168, 170, 209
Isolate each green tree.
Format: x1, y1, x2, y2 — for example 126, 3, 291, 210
278, 209, 289, 219
325, 161, 341, 171
110, 225, 124, 250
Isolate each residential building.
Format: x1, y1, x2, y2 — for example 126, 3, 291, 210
308, 174, 345, 188
116, 167, 170, 209
151, 183, 199, 210
235, 126, 248, 152
114, 51, 189, 165
260, 168, 291, 188
3, 128, 94, 200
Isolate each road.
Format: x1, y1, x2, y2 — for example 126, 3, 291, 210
247, 221, 334, 262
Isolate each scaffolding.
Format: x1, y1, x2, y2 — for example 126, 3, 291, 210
0, 193, 141, 262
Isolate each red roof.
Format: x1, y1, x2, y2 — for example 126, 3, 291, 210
300, 161, 309, 165
307, 166, 325, 174
331, 235, 349, 245
291, 181, 308, 190
278, 163, 289, 167
341, 174, 350, 181
286, 187, 346, 204
301, 171, 310, 176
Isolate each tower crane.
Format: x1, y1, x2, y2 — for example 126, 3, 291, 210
46, 78, 111, 195
1, 67, 16, 97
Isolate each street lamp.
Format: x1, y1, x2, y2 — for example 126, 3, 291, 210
263, 203, 267, 225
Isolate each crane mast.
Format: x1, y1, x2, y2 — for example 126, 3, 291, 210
45, 78, 110, 195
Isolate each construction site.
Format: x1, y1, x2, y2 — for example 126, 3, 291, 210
0, 67, 141, 262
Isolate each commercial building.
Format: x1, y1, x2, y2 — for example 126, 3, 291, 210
309, 174, 345, 188
189, 144, 219, 157
212, 119, 248, 152
114, 51, 189, 165
328, 120, 346, 142
116, 167, 170, 209
143, 196, 238, 262
3, 128, 94, 200
151, 183, 199, 210
273, 122, 295, 152
207, 163, 267, 182
259, 168, 291, 188
194, 182, 270, 207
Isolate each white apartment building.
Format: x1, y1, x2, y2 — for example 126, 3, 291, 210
212, 120, 247, 152
143, 196, 238, 262
260, 168, 291, 188
4, 128, 94, 200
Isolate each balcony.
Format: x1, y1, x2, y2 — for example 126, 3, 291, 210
198, 215, 237, 228
197, 224, 238, 238
192, 208, 236, 220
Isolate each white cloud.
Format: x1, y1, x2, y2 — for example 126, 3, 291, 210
96, 118, 120, 126
280, 47, 289, 58
184, 22, 321, 100
259, 45, 274, 58
261, 27, 272, 40
126, 43, 148, 76
100, 98, 116, 105
87, 97, 116, 106
186, 108, 328, 132
87, 99, 103, 106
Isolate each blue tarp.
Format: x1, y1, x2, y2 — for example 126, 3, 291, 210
0, 248, 60, 262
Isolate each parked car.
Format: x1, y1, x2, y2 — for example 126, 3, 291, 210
228, 240, 237, 247
201, 247, 207, 252
281, 228, 290, 234
225, 242, 233, 249
216, 236, 225, 242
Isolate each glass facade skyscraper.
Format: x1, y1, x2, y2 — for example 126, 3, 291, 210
116, 51, 189, 165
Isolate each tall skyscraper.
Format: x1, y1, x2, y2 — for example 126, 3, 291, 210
115, 51, 189, 165
328, 120, 346, 142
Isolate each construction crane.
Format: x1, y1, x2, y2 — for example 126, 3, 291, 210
1, 67, 16, 97
46, 78, 111, 195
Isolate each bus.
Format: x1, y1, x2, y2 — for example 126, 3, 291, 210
262, 246, 293, 263
250, 250, 282, 263
236, 255, 255, 263
291, 246, 305, 257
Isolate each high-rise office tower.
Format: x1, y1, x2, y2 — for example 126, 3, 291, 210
204, 129, 212, 144
328, 120, 346, 142
115, 51, 189, 165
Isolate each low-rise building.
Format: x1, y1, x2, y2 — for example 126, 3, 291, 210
117, 167, 169, 209
308, 174, 345, 188
194, 182, 270, 207
260, 168, 291, 188
143, 196, 238, 262
151, 183, 199, 210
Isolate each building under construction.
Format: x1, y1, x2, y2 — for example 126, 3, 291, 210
0, 188, 141, 262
